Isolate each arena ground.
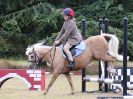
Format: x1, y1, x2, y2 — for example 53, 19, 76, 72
0, 74, 128, 99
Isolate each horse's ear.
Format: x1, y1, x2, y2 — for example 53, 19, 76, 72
110, 32, 115, 34
42, 42, 46, 45
38, 40, 46, 45
26, 45, 32, 55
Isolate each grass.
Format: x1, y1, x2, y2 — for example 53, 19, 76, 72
0, 75, 123, 99
0, 58, 28, 69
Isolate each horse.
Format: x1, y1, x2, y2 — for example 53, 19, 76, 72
25, 33, 123, 95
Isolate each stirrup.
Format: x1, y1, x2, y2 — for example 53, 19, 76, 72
66, 60, 74, 69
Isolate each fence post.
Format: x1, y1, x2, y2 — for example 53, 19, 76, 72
123, 17, 128, 96
98, 18, 109, 92
82, 18, 86, 92
104, 18, 109, 92
99, 18, 103, 91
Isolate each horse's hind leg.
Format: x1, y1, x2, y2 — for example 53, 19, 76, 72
101, 54, 116, 74
64, 73, 75, 95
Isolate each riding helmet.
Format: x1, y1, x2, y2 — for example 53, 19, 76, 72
62, 8, 74, 17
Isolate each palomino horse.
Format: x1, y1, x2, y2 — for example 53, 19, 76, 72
26, 34, 123, 95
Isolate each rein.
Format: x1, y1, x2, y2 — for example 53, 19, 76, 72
39, 46, 56, 69
41, 46, 56, 60
29, 46, 56, 69
50, 46, 56, 69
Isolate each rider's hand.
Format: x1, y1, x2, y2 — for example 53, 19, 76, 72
54, 40, 60, 46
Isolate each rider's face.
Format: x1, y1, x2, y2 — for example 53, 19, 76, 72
63, 15, 69, 21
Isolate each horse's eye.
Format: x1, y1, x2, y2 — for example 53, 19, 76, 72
30, 56, 34, 59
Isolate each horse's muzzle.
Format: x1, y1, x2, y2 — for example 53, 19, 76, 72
28, 62, 36, 69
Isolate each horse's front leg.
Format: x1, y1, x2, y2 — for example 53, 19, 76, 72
64, 73, 75, 95
44, 71, 59, 95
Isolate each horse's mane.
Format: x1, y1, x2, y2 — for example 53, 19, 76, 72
25, 40, 51, 55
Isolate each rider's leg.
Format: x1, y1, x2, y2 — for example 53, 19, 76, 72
64, 42, 73, 61
64, 42, 74, 68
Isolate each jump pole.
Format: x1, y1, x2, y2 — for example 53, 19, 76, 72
83, 77, 122, 84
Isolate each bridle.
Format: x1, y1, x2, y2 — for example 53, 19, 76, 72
28, 46, 56, 69
28, 47, 40, 69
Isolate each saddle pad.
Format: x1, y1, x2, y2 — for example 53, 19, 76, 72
60, 41, 86, 59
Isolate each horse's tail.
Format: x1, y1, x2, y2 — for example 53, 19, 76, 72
101, 33, 129, 61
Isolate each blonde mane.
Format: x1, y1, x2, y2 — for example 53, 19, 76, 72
25, 41, 51, 55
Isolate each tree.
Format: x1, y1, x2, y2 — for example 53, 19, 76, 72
0, 2, 62, 54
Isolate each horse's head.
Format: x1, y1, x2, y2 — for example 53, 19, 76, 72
26, 41, 48, 69
26, 46, 40, 69
26, 41, 54, 69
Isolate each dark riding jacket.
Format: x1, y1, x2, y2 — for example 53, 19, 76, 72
55, 18, 82, 45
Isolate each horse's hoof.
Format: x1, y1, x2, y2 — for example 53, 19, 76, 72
69, 92, 75, 95
114, 89, 121, 93
100, 85, 105, 91
71, 92, 75, 95
43, 92, 47, 95
108, 69, 117, 75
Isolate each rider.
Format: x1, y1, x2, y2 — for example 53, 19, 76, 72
54, 8, 83, 69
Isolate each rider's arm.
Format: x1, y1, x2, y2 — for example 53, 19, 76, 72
55, 27, 64, 41
58, 21, 74, 42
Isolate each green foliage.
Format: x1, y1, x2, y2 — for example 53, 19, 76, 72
45, 33, 58, 45
128, 41, 133, 59
35, 9, 62, 34
0, 2, 62, 54
85, 20, 99, 36
2, 19, 21, 33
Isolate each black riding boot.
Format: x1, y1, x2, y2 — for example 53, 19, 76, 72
66, 60, 74, 69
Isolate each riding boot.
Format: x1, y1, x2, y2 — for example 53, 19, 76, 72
66, 60, 74, 69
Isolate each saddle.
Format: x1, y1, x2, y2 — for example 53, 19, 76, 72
60, 41, 86, 59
